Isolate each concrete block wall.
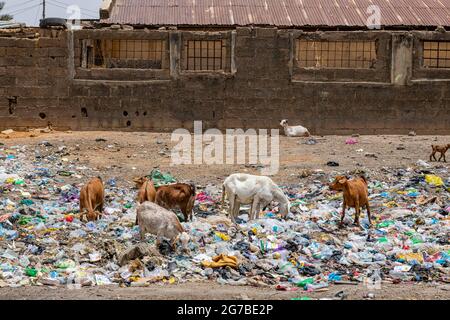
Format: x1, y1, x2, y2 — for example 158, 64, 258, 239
0, 27, 449, 134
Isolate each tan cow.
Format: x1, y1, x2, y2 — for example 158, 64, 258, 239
133, 177, 157, 225
79, 177, 104, 222
430, 144, 450, 162
329, 175, 371, 228
155, 183, 196, 222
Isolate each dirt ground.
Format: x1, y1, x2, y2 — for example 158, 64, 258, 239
1, 130, 449, 186
0, 130, 449, 300
0, 281, 449, 300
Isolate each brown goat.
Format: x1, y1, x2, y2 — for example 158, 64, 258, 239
430, 144, 450, 162
155, 183, 196, 222
133, 177, 157, 225
135, 177, 157, 204
79, 177, 104, 222
329, 175, 371, 228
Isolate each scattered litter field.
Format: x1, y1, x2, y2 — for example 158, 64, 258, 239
0, 131, 448, 300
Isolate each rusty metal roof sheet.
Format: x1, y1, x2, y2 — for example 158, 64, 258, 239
101, 0, 450, 27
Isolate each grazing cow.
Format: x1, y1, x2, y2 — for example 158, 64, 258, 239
79, 177, 104, 222
280, 119, 310, 137
430, 144, 450, 162
133, 177, 157, 225
136, 201, 190, 251
222, 173, 290, 222
329, 175, 371, 227
155, 183, 196, 222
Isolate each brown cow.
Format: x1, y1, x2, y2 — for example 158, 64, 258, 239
135, 177, 157, 204
133, 177, 157, 225
155, 183, 196, 222
329, 175, 371, 228
430, 144, 450, 162
79, 177, 104, 222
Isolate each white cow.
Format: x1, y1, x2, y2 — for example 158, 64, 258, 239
222, 173, 290, 222
280, 119, 310, 137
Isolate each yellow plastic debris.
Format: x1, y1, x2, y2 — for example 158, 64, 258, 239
397, 252, 424, 263
425, 175, 444, 187
383, 201, 398, 208
201, 254, 238, 269
215, 232, 230, 241
5, 178, 15, 184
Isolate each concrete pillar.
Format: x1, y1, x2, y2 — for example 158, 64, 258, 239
169, 31, 181, 79
67, 30, 75, 80
391, 33, 413, 85
288, 32, 294, 78
231, 30, 237, 74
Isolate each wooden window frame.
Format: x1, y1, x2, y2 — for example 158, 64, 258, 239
182, 39, 228, 72
296, 39, 377, 69
81, 39, 166, 70
423, 41, 450, 69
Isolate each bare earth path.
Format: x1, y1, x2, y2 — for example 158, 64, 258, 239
0, 282, 449, 300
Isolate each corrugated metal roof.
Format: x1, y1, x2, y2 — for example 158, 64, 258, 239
0, 21, 24, 29
101, 0, 450, 27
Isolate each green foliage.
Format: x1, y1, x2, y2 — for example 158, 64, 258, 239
0, 2, 13, 21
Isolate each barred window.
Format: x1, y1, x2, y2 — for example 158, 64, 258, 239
423, 41, 450, 68
183, 40, 226, 71
296, 40, 377, 69
82, 39, 165, 69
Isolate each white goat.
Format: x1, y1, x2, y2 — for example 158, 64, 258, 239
221, 173, 290, 222
136, 201, 190, 250
280, 119, 310, 137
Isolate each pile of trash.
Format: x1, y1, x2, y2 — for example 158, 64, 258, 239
0, 142, 449, 291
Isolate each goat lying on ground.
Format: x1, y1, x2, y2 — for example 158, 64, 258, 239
79, 177, 104, 222
329, 175, 371, 228
222, 173, 290, 222
430, 144, 450, 162
280, 119, 310, 137
155, 183, 196, 222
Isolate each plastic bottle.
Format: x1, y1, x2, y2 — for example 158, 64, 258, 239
295, 277, 314, 288
388, 269, 413, 281
305, 282, 329, 291
19, 256, 30, 267
328, 272, 342, 282
319, 246, 334, 260
25, 267, 38, 277
278, 262, 299, 278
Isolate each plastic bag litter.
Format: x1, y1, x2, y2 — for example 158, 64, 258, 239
148, 169, 177, 187
0, 142, 448, 291
425, 175, 444, 187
